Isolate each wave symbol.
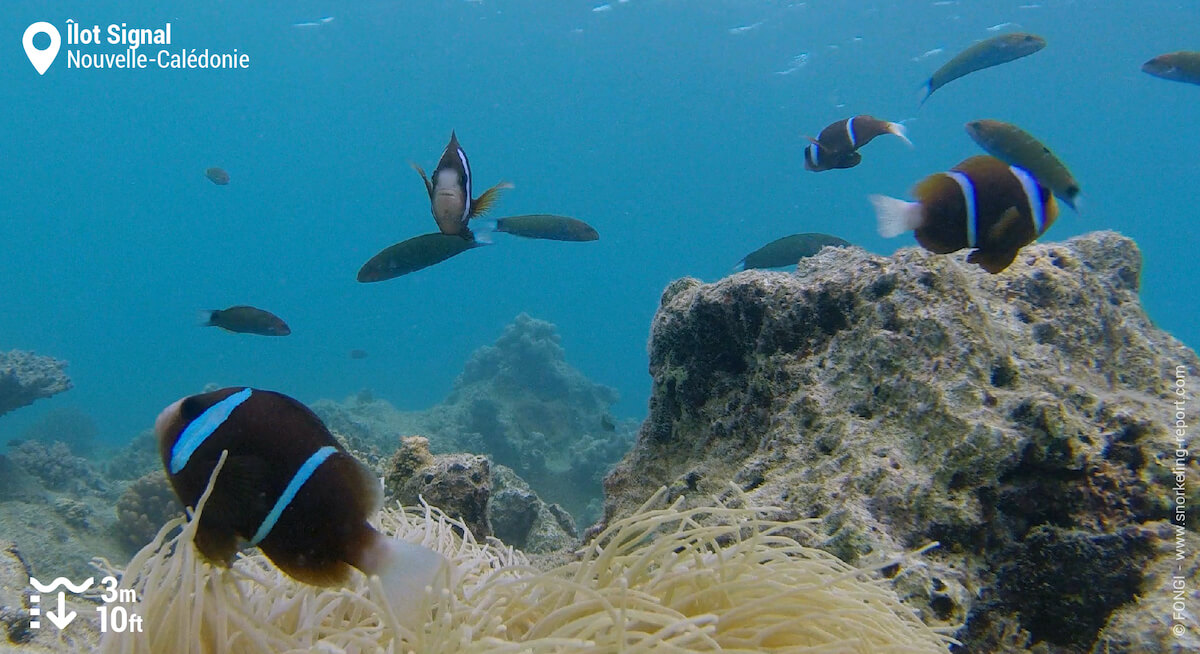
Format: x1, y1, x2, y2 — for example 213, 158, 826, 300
29, 577, 94, 593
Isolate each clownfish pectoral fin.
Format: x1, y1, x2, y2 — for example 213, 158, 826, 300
193, 522, 240, 566
411, 162, 434, 199
468, 181, 514, 218
870, 194, 924, 238
967, 247, 1019, 274
987, 206, 1024, 243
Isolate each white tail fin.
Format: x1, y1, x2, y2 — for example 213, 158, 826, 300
870, 194, 924, 238
357, 535, 452, 633
887, 121, 913, 148
473, 218, 497, 244
197, 310, 215, 326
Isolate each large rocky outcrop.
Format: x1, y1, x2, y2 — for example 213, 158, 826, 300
315, 314, 634, 524
603, 232, 1200, 653
0, 351, 71, 418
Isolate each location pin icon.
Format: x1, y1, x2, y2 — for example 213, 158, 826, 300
23, 22, 61, 75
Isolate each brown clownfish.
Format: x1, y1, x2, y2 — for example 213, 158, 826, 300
155, 387, 450, 627
870, 155, 1058, 273
804, 115, 911, 172
411, 131, 513, 241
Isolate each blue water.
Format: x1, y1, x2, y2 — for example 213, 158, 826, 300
2, 0, 1197, 449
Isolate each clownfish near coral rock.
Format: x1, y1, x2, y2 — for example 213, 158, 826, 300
870, 155, 1058, 273
804, 115, 912, 172
411, 131, 513, 241
155, 387, 451, 628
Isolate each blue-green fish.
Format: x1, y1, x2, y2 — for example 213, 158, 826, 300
921, 33, 1046, 105
479, 214, 599, 242
735, 233, 851, 270
357, 232, 485, 282
965, 119, 1081, 211
1143, 51, 1200, 85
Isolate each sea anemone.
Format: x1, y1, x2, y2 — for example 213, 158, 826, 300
96, 455, 953, 653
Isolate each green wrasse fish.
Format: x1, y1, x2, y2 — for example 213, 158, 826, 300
921, 33, 1046, 105
735, 233, 851, 271
201, 306, 290, 336
357, 232, 485, 282
965, 119, 1081, 211
1143, 51, 1200, 85
478, 214, 599, 242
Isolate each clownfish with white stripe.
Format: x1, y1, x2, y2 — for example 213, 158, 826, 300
412, 131, 513, 241
869, 155, 1058, 273
154, 387, 450, 627
804, 115, 911, 172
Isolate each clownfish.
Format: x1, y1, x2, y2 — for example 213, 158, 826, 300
870, 155, 1059, 274
155, 387, 450, 627
411, 132, 513, 241
804, 115, 911, 172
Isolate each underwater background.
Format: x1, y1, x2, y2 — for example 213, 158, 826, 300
2, 0, 1198, 449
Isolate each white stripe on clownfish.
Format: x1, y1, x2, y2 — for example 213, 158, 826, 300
170, 388, 253, 474
456, 147, 471, 222
1008, 165, 1046, 234
249, 445, 338, 546
945, 171, 978, 248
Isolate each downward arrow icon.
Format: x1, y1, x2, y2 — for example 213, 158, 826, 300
45, 592, 76, 630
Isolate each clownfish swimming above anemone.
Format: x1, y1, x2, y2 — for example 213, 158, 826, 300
870, 155, 1059, 274
155, 387, 451, 628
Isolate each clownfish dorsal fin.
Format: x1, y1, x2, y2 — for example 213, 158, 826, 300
469, 181, 515, 219
804, 134, 821, 146
411, 162, 434, 199
987, 206, 1023, 243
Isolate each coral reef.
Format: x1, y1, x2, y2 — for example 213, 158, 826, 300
5, 440, 108, 496
0, 350, 71, 418
18, 406, 97, 457
315, 314, 634, 523
603, 232, 1200, 653
103, 429, 160, 481
114, 472, 181, 553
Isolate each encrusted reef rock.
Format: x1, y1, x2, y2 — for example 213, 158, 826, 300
0, 350, 71, 418
603, 232, 1200, 653
491, 464, 576, 553
387, 439, 493, 541
384, 437, 576, 552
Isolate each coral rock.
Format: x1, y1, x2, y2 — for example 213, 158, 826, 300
114, 472, 181, 552
603, 232, 1200, 652
491, 464, 576, 553
0, 350, 71, 418
393, 453, 493, 541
